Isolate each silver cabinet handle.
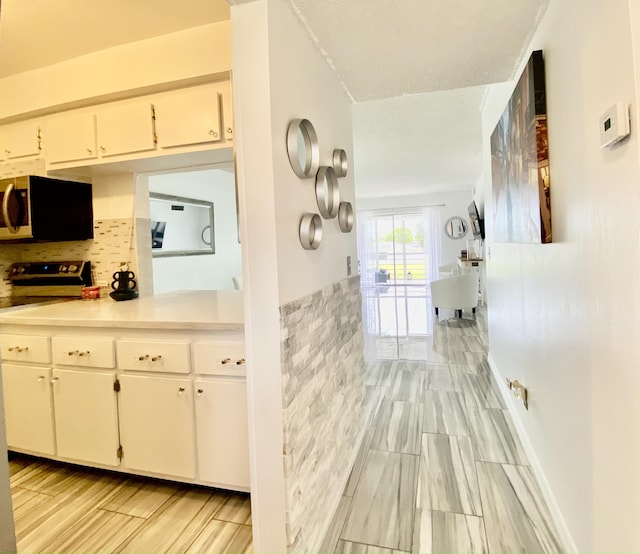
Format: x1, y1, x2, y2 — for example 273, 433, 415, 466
226, 127, 233, 134
236, 358, 246, 365
68, 350, 78, 356
209, 130, 218, 137
151, 355, 163, 362
221, 358, 231, 365
2, 182, 18, 234
51, 377, 59, 383
37, 376, 45, 382
86, 148, 93, 155
78, 350, 90, 356
178, 387, 185, 395
196, 388, 204, 396
138, 355, 149, 361
99, 146, 106, 153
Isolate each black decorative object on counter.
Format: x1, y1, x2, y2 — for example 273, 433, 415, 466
110, 270, 138, 301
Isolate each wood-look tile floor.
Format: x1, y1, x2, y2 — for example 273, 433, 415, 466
322, 306, 564, 554
8, 455, 252, 554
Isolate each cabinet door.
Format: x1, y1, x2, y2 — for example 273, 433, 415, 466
0, 121, 41, 159
194, 378, 250, 488
1, 364, 55, 455
154, 86, 222, 148
46, 112, 97, 163
51, 369, 119, 466
96, 102, 155, 157
119, 374, 195, 478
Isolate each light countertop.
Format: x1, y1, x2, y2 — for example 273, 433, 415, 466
0, 290, 244, 330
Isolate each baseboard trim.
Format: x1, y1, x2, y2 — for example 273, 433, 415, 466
486, 352, 579, 554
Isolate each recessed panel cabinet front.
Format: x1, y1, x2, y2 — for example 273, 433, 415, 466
1, 364, 55, 455
51, 369, 119, 466
46, 112, 97, 164
96, 102, 155, 157
118, 374, 195, 478
154, 86, 222, 148
195, 378, 250, 488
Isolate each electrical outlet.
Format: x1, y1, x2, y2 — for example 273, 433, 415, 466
506, 378, 528, 410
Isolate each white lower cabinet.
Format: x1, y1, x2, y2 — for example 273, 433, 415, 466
52, 369, 119, 466
195, 378, 250, 488
1, 364, 55, 455
118, 374, 196, 479
0, 326, 248, 490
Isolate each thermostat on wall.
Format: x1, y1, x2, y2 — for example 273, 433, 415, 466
600, 102, 630, 148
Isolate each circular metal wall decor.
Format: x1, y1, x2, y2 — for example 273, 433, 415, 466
444, 216, 468, 239
286, 119, 320, 179
338, 202, 354, 232
299, 213, 323, 250
332, 148, 348, 178
315, 166, 340, 219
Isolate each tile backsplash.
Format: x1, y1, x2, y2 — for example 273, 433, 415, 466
0, 217, 146, 297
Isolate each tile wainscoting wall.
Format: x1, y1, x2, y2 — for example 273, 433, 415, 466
0, 218, 152, 297
280, 275, 365, 553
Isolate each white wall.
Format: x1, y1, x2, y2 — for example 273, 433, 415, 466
0, 22, 231, 120
357, 190, 475, 265
481, 0, 640, 551
149, 168, 242, 293
268, 11, 356, 305
232, 0, 356, 551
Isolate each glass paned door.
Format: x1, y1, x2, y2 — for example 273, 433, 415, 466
359, 208, 440, 360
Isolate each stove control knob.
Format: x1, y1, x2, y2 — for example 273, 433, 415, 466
60, 265, 68, 273
68, 264, 79, 273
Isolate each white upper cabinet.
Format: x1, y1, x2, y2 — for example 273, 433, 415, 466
0, 120, 41, 159
154, 85, 222, 148
96, 102, 156, 157
46, 112, 97, 164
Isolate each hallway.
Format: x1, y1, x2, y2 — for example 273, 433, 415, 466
321, 307, 564, 553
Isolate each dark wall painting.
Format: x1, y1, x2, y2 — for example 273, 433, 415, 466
491, 50, 552, 244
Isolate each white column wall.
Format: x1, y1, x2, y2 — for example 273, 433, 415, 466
232, 0, 357, 551
481, 0, 640, 551
266, 2, 356, 306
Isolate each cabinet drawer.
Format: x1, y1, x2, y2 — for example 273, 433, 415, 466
117, 340, 190, 374
193, 341, 246, 376
52, 337, 115, 368
1, 334, 51, 364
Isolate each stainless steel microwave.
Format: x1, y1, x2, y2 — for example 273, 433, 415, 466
0, 175, 93, 241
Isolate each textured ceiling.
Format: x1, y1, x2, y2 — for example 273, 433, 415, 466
0, 0, 230, 78
353, 86, 486, 199
286, 0, 550, 102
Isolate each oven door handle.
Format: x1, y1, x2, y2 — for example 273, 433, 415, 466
2, 183, 18, 234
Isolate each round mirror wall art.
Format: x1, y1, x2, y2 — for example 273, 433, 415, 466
444, 216, 469, 239
299, 213, 323, 250
338, 202, 354, 232
315, 166, 340, 219
332, 148, 348, 178
286, 119, 320, 179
